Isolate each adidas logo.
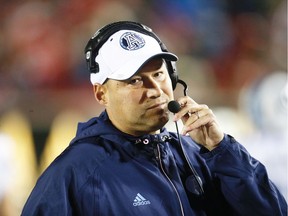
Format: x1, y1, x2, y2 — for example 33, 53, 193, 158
133, 193, 151, 206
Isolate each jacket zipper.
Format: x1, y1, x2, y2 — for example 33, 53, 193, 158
154, 143, 185, 216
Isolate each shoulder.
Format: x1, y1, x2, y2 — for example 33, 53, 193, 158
22, 139, 111, 214
38, 138, 111, 186
53, 139, 109, 171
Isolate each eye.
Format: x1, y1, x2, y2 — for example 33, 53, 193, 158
154, 72, 165, 80
128, 77, 142, 86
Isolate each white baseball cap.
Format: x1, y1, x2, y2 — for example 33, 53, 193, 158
89, 29, 178, 85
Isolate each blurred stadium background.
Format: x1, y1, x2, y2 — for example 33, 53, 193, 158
0, 0, 287, 215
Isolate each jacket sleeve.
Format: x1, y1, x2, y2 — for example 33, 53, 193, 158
21, 165, 80, 216
200, 134, 287, 216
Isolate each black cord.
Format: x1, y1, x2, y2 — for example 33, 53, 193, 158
173, 79, 204, 195
177, 79, 188, 96
174, 121, 204, 195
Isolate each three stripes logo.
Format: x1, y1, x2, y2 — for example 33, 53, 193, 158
133, 193, 151, 206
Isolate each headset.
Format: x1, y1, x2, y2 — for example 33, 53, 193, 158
84, 21, 185, 91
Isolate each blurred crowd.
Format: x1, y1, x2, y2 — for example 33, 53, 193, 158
0, 0, 287, 215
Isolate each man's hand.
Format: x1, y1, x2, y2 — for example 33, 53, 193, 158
172, 96, 224, 151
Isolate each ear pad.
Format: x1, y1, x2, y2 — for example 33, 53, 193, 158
84, 21, 178, 89
166, 61, 178, 90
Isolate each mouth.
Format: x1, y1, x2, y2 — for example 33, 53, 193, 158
147, 101, 167, 110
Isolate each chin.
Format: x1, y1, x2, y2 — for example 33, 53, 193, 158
153, 115, 169, 130
143, 110, 169, 130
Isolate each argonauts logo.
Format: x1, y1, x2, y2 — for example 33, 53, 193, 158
120, 32, 145, 51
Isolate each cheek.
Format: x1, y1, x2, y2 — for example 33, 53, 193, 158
163, 81, 174, 99
110, 91, 139, 111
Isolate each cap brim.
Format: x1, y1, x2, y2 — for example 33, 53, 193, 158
108, 52, 178, 81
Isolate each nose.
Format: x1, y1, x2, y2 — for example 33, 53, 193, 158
146, 78, 163, 98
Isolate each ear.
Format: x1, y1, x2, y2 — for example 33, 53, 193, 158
93, 84, 108, 105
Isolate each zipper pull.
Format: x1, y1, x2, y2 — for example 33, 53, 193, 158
153, 143, 160, 161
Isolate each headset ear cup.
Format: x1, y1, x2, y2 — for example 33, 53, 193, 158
167, 61, 178, 90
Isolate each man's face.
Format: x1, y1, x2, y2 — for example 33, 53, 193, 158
103, 58, 174, 136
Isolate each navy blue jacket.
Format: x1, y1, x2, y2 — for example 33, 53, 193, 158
22, 111, 287, 215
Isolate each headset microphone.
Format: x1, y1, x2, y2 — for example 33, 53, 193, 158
168, 100, 181, 113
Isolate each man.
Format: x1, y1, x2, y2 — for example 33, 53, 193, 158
22, 21, 287, 215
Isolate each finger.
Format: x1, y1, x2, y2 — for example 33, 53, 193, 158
173, 104, 208, 122
182, 111, 199, 126
175, 96, 197, 111
181, 111, 214, 135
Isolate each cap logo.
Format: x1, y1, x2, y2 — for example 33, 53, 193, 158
120, 32, 145, 51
